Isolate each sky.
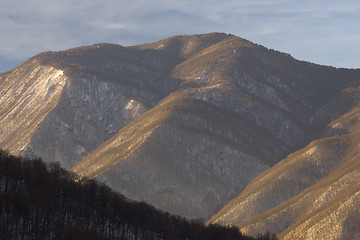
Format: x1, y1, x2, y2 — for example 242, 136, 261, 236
0, 0, 359, 72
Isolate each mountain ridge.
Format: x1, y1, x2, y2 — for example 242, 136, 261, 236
1, 33, 360, 227
207, 91, 360, 239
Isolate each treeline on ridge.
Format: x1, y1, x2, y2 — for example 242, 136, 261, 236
0, 149, 277, 240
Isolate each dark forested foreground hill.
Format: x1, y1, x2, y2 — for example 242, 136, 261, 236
0, 150, 277, 240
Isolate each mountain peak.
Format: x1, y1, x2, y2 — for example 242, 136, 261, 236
1, 33, 360, 229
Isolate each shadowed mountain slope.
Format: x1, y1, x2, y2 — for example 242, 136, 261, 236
208, 89, 360, 239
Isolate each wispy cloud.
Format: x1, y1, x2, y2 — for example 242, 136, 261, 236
0, 0, 359, 72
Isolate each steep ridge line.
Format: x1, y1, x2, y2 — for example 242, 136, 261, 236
208, 87, 360, 239
71, 92, 185, 178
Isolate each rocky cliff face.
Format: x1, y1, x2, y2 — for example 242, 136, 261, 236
1, 33, 359, 226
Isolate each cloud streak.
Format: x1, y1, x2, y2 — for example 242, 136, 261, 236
0, 0, 359, 72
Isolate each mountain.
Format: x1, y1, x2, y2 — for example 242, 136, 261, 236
1, 150, 274, 240
208, 102, 360, 239
1, 33, 359, 225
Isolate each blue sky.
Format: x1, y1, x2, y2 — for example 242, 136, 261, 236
0, 0, 359, 72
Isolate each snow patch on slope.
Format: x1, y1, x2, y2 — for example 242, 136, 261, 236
124, 99, 146, 118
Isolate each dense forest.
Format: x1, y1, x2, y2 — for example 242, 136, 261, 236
0, 149, 277, 240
